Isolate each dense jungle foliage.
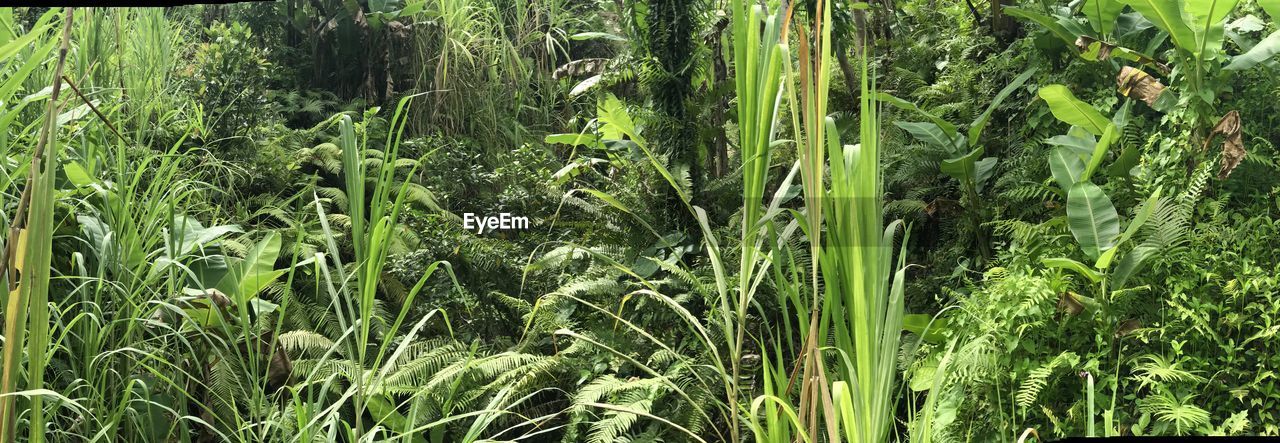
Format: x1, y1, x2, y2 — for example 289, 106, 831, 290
1, 0, 1279, 441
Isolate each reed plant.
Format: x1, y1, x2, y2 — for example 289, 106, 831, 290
0, 8, 74, 442
741, 1, 910, 441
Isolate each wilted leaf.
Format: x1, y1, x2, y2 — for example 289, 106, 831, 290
1058, 292, 1086, 315
1201, 111, 1244, 179
1117, 67, 1167, 109
1114, 319, 1141, 337
1077, 36, 1171, 73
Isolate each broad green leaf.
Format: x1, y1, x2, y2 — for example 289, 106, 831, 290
1225, 30, 1280, 70
969, 68, 1036, 146
940, 146, 983, 185
170, 215, 242, 259
544, 132, 599, 148
1038, 85, 1111, 135
1184, 0, 1240, 31
1066, 182, 1120, 260
1111, 99, 1133, 129
895, 121, 960, 150
910, 364, 937, 391
1083, 0, 1127, 34
398, 0, 425, 16
239, 232, 281, 276
1047, 133, 1098, 158
1108, 144, 1142, 177
1095, 188, 1162, 269
214, 232, 283, 303
598, 94, 640, 142
63, 161, 93, 188
1041, 257, 1104, 282
1113, 245, 1157, 289
598, 93, 689, 204
1006, 6, 1078, 45
903, 314, 948, 343
1184, 0, 1239, 59
1119, 0, 1197, 51
876, 92, 958, 135
975, 157, 997, 193
1079, 124, 1117, 183
1114, 188, 1162, 248
1049, 146, 1085, 190
551, 158, 606, 185
1262, 0, 1280, 20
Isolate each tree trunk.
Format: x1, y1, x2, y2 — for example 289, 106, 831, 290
990, 0, 1016, 44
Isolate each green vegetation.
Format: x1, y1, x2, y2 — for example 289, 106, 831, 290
1, 1, 1279, 441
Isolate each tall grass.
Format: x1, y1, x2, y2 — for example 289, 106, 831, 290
743, 1, 910, 441
0, 8, 73, 442
722, 1, 788, 440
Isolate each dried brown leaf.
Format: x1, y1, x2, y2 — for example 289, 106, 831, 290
1203, 111, 1244, 179
1117, 66, 1166, 108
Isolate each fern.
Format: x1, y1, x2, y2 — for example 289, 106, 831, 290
1016, 352, 1079, 408
1132, 355, 1206, 390
1138, 390, 1211, 435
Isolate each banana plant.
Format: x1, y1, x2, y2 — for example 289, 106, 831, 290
1038, 85, 1167, 439
543, 95, 648, 186
1004, 2, 1170, 71
1038, 84, 1139, 193
1038, 84, 1154, 283
184, 231, 288, 328
1013, 1, 1280, 125
878, 68, 1035, 260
